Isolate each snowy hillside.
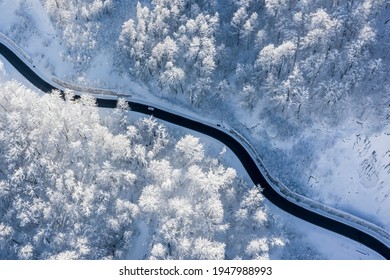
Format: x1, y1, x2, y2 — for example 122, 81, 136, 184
0, 60, 323, 260
0, 0, 389, 259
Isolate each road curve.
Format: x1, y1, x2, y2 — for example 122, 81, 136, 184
1, 41, 390, 259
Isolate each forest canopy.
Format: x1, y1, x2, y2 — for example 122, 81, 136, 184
0, 81, 315, 259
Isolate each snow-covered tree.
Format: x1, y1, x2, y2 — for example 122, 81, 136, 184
174, 135, 205, 166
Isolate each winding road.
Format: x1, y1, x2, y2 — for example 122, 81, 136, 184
1, 40, 390, 259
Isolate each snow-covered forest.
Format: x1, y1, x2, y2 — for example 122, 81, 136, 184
0, 79, 318, 259
0, 0, 389, 259
31, 0, 389, 120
